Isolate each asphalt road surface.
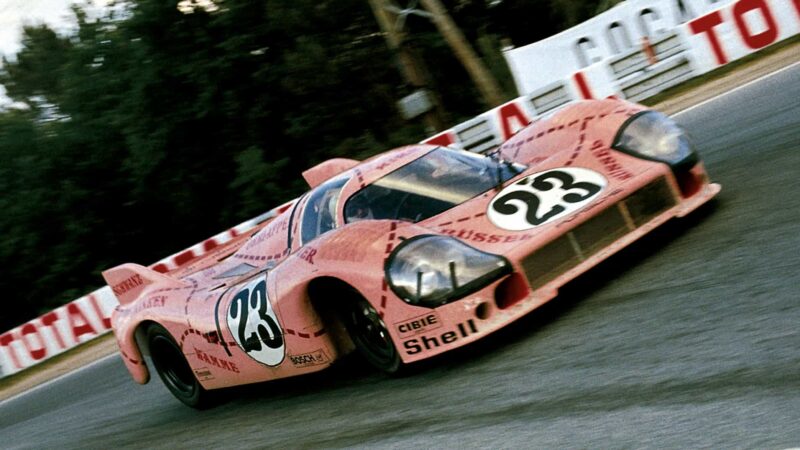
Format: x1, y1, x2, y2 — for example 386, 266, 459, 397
2, 64, 799, 449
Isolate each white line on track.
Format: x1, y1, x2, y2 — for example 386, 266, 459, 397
0, 352, 120, 408
674, 60, 800, 117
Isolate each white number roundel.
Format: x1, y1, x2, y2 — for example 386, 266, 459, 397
226, 277, 285, 366
487, 167, 607, 231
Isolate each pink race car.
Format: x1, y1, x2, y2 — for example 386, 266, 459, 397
103, 99, 719, 407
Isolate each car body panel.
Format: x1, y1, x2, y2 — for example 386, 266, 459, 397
104, 99, 720, 391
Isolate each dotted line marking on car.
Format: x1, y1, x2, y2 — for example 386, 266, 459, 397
378, 222, 400, 316
179, 326, 326, 349
355, 168, 366, 189
150, 286, 194, 294
120, 349, 142, 366
384, 221, 398, 255
183, 278, 200, 318
565, 118, 591, 167
437, 212, 486, 228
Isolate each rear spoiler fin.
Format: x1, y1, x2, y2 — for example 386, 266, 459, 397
102, 263, 188, 305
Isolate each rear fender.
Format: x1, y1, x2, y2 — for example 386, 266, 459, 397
114, 320, 150, 384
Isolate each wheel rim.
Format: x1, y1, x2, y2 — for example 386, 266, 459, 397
349, 301, 396, 366
151, 336, 196, 396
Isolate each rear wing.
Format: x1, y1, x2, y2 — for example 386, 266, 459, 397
102, 263, 188, 306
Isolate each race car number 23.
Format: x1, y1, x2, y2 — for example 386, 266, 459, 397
488, 167, 607, 231
226, 278, 285, 366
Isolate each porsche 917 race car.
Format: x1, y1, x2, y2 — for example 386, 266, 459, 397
103, 99, 719, 407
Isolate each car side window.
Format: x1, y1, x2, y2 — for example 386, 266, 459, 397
300, 177, 348, 245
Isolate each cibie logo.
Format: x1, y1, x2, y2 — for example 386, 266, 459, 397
488, 167, 606, 231
226, 277, 285, 366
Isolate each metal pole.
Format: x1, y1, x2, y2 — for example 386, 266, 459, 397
368, 0, 448, 133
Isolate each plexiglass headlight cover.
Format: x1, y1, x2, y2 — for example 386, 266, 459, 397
612, 111, 698, 171
385, 235, 511, 308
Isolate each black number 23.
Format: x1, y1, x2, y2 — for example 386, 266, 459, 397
229, 280, 283, 353
492, 170, 602, 226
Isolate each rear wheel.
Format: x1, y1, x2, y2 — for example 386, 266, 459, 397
147, 324, 212, 408
341, 295, 401, 374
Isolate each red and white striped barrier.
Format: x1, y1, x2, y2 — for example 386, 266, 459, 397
0, 201, 294, 377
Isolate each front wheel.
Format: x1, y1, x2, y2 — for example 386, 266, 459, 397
147, 324, 213, 408
341, 296, 401, 374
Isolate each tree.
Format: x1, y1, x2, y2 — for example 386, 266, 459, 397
0, 0, 609, 330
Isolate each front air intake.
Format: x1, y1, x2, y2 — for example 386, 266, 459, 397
521, 177, 677, 291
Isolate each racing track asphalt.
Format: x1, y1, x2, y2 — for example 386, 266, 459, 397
1, 64, 799, 449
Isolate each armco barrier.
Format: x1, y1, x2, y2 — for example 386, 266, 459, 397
1, 0, 798, 379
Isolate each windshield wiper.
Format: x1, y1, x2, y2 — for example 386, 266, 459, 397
487, 148, 522, 190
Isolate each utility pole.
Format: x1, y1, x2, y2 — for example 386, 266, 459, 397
368, 0, 448, 133
418, 0, 506, 108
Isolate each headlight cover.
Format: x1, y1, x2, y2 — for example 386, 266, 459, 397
612, 111, 698, 171
385, 235, 511, 308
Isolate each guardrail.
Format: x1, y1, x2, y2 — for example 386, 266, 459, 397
1, 0, 798, 379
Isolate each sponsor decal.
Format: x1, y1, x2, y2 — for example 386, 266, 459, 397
590, 140, 634, 180
245, 216, 290, 247
394, 313, 442, 338
440, 228, 536, 244
402, 319, 479, 355
289, 349, 328, 368
225, 277, 285, 366
111, 274, 144, 296
298, 247, 317, 265
193, 368, 215, 381
488, 168, 606, 231
131, 295, 166, 313
374, 147, 416, 171
193, 348, 240, 373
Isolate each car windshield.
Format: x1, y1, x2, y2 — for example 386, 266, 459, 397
301, 176, 348, 244
344, 147, 523, 223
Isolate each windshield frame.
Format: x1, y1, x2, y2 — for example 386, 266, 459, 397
299, 176, 349, 245
343, 147, 524, 224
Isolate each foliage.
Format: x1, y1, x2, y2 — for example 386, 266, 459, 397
0, 0, 606, 330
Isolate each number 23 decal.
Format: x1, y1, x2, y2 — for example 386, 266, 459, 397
488, 168, 607, 231
226, 277, 285, 366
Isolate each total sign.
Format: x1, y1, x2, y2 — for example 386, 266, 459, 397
503, 0, 800, 99
503, 0, 734, 95
683, 0, 800, 72
0, 287, 117, 376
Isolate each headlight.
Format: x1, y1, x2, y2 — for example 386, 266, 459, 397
613, 111, 698, 171
386, 235, 511, 308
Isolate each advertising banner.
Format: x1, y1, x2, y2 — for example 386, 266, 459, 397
504, 0, 736, 94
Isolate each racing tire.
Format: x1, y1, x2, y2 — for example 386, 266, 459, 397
341, 295, 402, 374
147, 324, 213, 409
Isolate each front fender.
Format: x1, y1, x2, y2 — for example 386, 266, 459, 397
273, 220, 445, 359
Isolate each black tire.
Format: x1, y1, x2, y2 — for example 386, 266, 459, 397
147, 324, 212, 408
341, 295, 402, 374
